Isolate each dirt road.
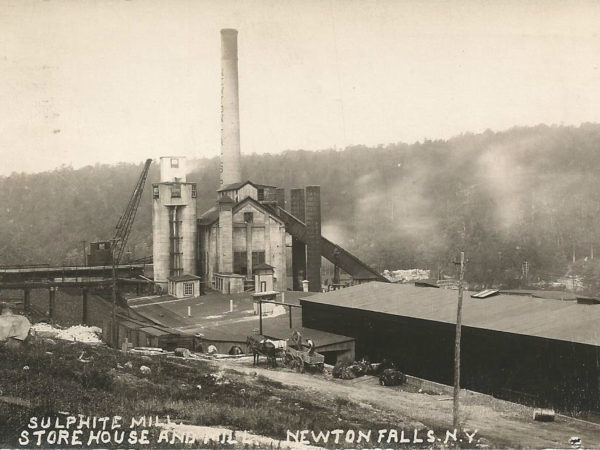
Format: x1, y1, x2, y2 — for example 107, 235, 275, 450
219, 358, 600, 448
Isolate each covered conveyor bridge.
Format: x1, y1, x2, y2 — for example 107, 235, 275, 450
273, 207, 388, 284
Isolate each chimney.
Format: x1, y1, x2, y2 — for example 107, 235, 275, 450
291, 188, 306, 291
305, 186, 322, 292
220, 29, 242, 187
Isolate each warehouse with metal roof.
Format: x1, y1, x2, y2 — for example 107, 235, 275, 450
300, 282, 600, 412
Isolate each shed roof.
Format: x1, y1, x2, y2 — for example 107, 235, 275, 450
198, 206, 219, 226
300, 282, 600, 347
198, 312, 353, 348
139, 326, 170, 337
252, 290, 279, 297
168, 274, 201, 282
217, 195, 234, 204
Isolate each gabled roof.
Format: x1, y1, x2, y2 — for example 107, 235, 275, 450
198, 194, 284, 227
232, 196, 285, 225
300, 282, 600, 347
217, 181, 248, 192
217, 180, 278, 192
253, 263, 275, 271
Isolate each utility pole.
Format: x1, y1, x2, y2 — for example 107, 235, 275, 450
453, 251, 466, 433
522, 260, 529, 285
111, 238, 119, 348
82, 241, 87, 266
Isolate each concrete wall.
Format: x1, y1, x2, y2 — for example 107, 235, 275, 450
200, 224, 217, 283
232, 203, 266, 251
152, 192, 170, 287
201, 200, 287, 291
180, 196, 197, 278
159, 156, 187, 182
262, 218, 287, 292
152, 182, 197, 287
218, 204, 233, 273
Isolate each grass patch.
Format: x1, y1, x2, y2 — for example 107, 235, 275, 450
0, 339, 446, 448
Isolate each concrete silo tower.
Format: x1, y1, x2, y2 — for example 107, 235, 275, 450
152, 156, 197, 290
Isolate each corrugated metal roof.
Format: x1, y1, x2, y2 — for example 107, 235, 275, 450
300, 282, 600, 347
499, 289, 577, 301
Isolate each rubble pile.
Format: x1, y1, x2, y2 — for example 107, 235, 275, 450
30, 323, 102, 344
383, 269, 431, 283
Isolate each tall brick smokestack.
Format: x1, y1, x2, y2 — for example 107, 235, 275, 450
220, 29, 242, 187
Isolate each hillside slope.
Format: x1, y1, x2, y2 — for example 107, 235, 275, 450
3, 123, 600, 286
0, 339, 443, 449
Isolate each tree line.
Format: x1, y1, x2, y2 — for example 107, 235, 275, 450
2, 123, 600, 291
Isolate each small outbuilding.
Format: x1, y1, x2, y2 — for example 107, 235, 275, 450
168, 274, 201, 298
254, 263, 275, 292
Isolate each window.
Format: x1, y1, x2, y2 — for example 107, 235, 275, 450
153, 185, 159, 199
252, 251, 265, 266
171, 183, 181, 198
191, 184, 197, 198
171, 158, 179, 168
257, 188, 265, 201
183, 282, 194, 296
244, 212, 253, 223
233, 251, 247, 275
234, 251, 265, 274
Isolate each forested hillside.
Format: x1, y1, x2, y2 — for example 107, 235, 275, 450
3, 123, 600, 289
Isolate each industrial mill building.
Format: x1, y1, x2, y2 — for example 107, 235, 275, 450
300, 282, 600, 412
152, 29, 386, 295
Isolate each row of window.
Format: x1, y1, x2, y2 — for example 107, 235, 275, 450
233, 251, 265, 274
152, 184, 197, 199
218, 187, 265, 202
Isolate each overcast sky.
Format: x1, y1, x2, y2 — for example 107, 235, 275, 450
1, 0, 600, 175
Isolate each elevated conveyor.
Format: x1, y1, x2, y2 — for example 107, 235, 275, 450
274, 207, 388, 283
0, 264, 147, 284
